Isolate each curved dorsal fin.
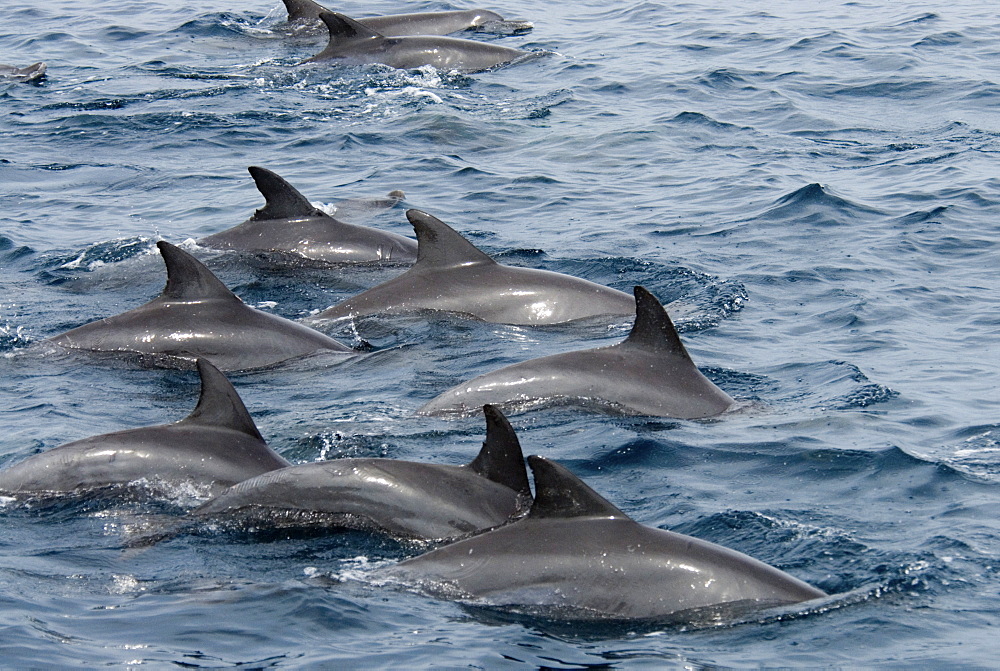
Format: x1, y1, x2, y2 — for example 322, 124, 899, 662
248, 166, 323, 221
526, 456, 627, 520
319, 10, 385, 43
182, 359, 266, 441
157, 241, 239, 302
407, 209, 495, 269
467, 405, 531, 497
621, 286, 692, 360
282, 0, 327, 22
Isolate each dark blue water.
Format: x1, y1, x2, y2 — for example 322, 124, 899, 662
2, 0, 999, 666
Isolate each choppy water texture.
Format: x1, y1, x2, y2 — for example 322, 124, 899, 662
2, 0, 999, 666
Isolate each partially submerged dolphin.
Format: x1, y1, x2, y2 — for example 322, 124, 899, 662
189, 405, 531, 541
0, 62, 46, 83
0, 359, 289, 498
304, 12, 530, 73
417, 286, 735, 418
305, 209, 636, 325
49, 241, 353, 370
282, 0, 530, 36
198, 166, 416, 265
382, 456, 826, 621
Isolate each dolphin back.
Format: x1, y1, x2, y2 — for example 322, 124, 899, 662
281, 1, 518, 37
0, 62, 46, 82
385, 457, 825, 620
49, 241, 353, 369
0, 359, 288, 497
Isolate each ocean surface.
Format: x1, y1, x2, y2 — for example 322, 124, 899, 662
2, 0, 999, 666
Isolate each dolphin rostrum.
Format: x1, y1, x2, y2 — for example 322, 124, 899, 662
198, 166, 416, 265
305, 209, 636, 325
49, 241, 354, 370
382, 456, 826, 621
0, 62, 47, 83
304, 12, 530, 73
282, 0, 530, 36
417, 286, 735, 418
189, 405, 531, 541
0, 359, 290, 498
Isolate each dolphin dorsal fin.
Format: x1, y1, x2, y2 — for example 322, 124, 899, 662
157, 241, 239, 303
282, 0, 326, 22
182, 359, 266, 441
407, 209, 495, 269
526, 456, 628, 519
467, 405, 531, 496
621, 286, 692, 360
318, 11, 385, 45
248, 166, 323, 221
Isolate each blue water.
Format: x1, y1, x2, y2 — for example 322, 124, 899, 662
2, 0, 999, 665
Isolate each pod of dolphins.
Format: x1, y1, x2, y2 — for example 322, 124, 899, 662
0, 1, 833, 626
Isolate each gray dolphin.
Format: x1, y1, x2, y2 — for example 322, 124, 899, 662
49, 241, 353, 370
0, 62, 46, 83
417, 286, 735, 418
306, 209, 636, 325
0, 359, 289, 498
188, 404, 531, 541
282, 0, 530, 36
197, 166, 416, 265
304, 12, 530, 73
382, 456, 826, 621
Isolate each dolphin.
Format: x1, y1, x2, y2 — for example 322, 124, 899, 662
197, 166, 416, 265
0, 62, 46, 83
329, 190, 408, 225
48, 241, 354, 370
305, 209, 636, 326
187, 404, 531, 541
303, 12, 530, 73
282, 0, 530, 36
417, 286, 735, 418
0, 359, 290, 498
382, 456, 826, 622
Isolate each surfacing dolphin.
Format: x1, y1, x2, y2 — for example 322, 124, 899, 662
197, 166, 416, 265
303, 12, 531, 73
49, 241, 354, 370
417, 286, 735, 418
282, 0, 531, 36
305, 209, 636, 326
0, 359, 289, 498
188, 405, 531, 541
382, 456, 826, 622
0, 62, 46, 83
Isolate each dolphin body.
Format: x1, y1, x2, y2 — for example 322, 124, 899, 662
417, 287, 735, 418
49, 241, 353, 370
189, 405, 531, 541
306, 209, 636, 326
383, 456, 826, 622
304, 12, 529, 73
0, 62, 46, 83
0, 359, 289, 498
198, 166, 416, 265
282, 0, 529, 36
